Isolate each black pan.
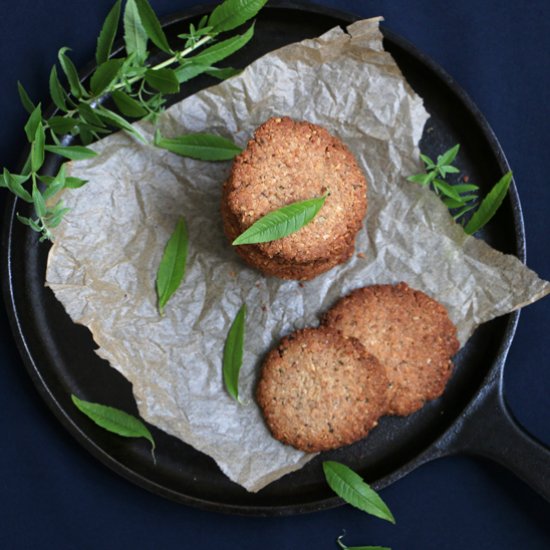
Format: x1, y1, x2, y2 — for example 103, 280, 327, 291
2, 2, 549, 515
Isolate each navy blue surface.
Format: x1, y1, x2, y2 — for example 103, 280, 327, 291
1, 1, 549, 548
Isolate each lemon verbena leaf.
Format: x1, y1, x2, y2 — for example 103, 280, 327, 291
154, 131, 242, 161
223, 304, 246, 402
463, 171, 513, 234
96, 0, 122, 64
135, 0, 171, 53
71, 395, 155, 460
232, 195, 327, 245
208, 0, 267, 34
156, 217, 188, 314
323, 461, 395, 523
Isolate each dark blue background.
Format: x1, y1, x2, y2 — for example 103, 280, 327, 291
1, 1, 549, 548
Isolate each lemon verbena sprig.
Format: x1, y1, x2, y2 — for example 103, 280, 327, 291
408, 144, 513, 235
2, 0, 267, 241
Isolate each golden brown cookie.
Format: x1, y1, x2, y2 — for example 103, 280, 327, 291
323, 283, 459, 416
222, 116, 367, 279
256, 327, 389, 452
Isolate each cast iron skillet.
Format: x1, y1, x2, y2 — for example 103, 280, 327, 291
2, 2, 549, 515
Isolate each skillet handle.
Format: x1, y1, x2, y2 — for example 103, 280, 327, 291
448, 387, 550, 501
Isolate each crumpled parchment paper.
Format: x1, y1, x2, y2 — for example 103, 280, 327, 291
45, 18, 550, 492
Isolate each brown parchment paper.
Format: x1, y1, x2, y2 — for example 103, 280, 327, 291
45, 18, 550, 492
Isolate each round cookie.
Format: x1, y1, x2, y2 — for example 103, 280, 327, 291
222, 116, 367, 278
256, 327, 389, 452
323, 283, 460, 416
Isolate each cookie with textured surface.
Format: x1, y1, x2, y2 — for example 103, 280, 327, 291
323, 283, 460, 416
256, 327, 389, 452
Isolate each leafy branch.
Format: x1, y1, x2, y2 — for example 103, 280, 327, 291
2, 0, 267, 240
408, 144, 512, 234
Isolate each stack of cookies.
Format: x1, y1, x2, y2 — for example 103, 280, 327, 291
256, 283, 459, 452
222, 117, 367, 280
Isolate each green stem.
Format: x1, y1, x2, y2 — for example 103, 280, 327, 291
112, 34, 214, 90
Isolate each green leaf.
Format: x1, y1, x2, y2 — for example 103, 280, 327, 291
42, 181, 64, 201
178, 24, 214, 46
3, 169, 32, 202
90, 58, 124, 95
96, 106, 147, 143
336, 535, 390, 550
124, 0, 148, 62
154, 130, 242, 161
32, 181, 46, 218
188, 23, 254, 66
111, 90, 148, 117
140, 93, 166, 121
78, 103, 107, 128
27, 217, 43, 232
42, 173, 88, 191
464, 171, 513, 235
45, 144, 98, 161
120, 52, 145, 78
419, 153, 434, 169
208, 0, 267, 34
49, 66, 68, 112
135, 0, 171, 53
453, 202, 478, 220
31, 123, 46, 172
442, 197, 467, 209
17, 214, 43, 235
455, 194, 477, 203
45, 205, 71, 228
156, 217, 189, 315
406, 173, 432, 186
322, 461, 395, 523
39, 175, 58, 186
71, 394, 156, 460
21, 153, 32, 176
47, 115, 77, 135
174, 63, 211, 84
144, 68, 180, 93
79, 126, 94, 146
76, 122, 111, 140
439, 164, 460, 175
28, 218, 44, 235
96, 0, 122, 65
205, 66, 241, 80
65, 176, 88, 189
24, 105, 43, 143
58, 47, 87, 98
17, 81, 35, 114
452, 183, 479, 193
432, 178, 463, 202
15, 214, 31, 227
223, 304, 246, 402
41, 164, 66, 200
437, 143, 460, 167
198, 14, 209, 29
232, 195, 327, 245
49, 129, 61, 146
